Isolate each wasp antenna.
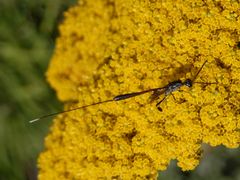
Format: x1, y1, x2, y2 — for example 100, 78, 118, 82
192, 60, 208, 83
194, 81, 217, 85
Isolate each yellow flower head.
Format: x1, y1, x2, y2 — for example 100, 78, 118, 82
39, 0, 240, 179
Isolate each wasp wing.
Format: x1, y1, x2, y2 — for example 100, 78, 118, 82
113, 87, 166, 101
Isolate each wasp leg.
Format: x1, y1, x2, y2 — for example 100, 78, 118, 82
170, 93, 183, 103
171, 93, 176, 102
156, 95, 167, 112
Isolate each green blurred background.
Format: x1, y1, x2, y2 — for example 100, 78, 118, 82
0, 0, 76, 179
0, 0, 239, 180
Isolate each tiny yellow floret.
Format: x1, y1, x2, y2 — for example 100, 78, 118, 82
39, 0, 240, 179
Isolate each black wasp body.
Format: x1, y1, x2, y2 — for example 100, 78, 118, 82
164, 79, 192, 96
30, 60, 208, 123
113, 78, 194, 111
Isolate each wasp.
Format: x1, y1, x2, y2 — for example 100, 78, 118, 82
30, 60, 209, 123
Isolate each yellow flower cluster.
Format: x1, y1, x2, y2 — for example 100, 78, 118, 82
39, 0, 240, 179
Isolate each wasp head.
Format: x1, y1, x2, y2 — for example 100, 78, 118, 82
184, 79, 192, 87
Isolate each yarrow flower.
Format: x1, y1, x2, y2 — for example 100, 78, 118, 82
39, 0, 240, 179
